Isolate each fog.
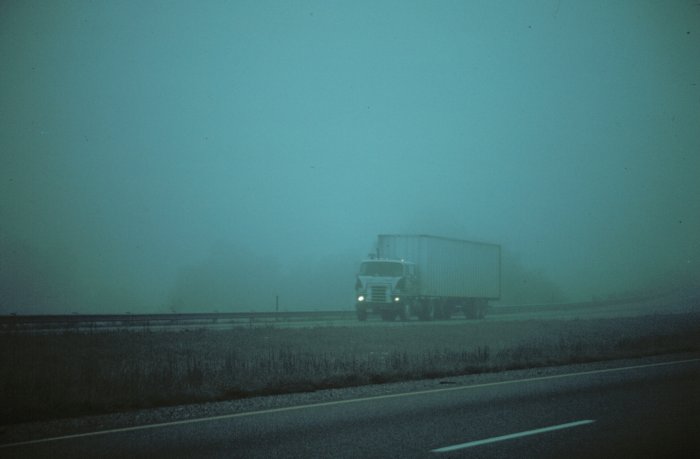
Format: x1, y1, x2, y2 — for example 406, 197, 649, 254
1, 1, 698, 314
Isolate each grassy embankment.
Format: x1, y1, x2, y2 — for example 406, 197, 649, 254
1, 313, 699, 424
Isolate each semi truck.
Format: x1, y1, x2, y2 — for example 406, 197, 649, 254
355, 234, 501, 321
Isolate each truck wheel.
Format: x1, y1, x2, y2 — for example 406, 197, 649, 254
434, 302, 452, 320
418, 303, 434, 321
399, 303, 410, 321
356, 306, 367, 321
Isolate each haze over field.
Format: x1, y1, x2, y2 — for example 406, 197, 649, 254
1, 1, 699, 314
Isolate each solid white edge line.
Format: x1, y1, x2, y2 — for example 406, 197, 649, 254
431, 419, 596, 453
2, 357, 698, 448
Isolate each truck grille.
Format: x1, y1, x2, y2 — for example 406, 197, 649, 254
370, 285, 388, 303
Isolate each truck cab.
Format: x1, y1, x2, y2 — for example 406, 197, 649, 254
355, 259, 417, 321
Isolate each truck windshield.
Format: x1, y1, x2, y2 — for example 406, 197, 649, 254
359, 261, 403, 277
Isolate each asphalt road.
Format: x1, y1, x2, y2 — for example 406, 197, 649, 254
3, 356, 699, 458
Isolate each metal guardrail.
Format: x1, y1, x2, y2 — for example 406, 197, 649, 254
0, 294, 661, 332
0, 310, 355, 332
490, 295, 655, 315
0, 310, 353, 324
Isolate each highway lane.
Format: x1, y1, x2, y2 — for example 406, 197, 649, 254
3, 356, 699, 458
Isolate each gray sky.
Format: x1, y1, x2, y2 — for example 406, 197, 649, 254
1, 1, 699, 313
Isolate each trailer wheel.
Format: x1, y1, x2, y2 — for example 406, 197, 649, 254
437, 302, 452, 320
399, 303, 410, 321
477, 299, 488, 319
464, 299, 487, 319
463, 300, 478, 320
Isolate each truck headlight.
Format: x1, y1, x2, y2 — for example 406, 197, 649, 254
357, 295, 365, 302
394, 296, 400, 302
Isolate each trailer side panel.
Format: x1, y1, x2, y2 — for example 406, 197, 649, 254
377, 234, 500, 299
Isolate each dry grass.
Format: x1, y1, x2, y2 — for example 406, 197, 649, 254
1, 313, 699, 424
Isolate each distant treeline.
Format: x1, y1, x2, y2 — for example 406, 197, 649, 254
2, 233, 696, 314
